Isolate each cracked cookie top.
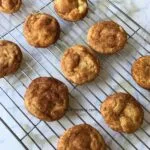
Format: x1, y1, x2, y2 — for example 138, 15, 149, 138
87, 21, 127, 54
0, 40, 22, 78
0, 0, 22, 13
54, 0, 88, 21
61, 45, 100, 84
24, 77, 69, 121
100, 92, 144, 133
24, 13, 60, 47
132, 56, 150, 89
57, 124, 106, 150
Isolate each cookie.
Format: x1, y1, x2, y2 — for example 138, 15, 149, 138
24, 13, 60, 48
100, 93, 144, 133
0, 40, 22, 78
57, 124, 106, 150
87, 21, 127, 54
24, 77, 69, 121
61, 45, 100, 84
0, 0, 22, 14
54, 0, 88, 21
131, 56, 150, 89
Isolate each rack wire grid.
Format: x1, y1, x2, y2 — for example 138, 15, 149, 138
0, 0, 150, 150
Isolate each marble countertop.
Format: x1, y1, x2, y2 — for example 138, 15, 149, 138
108, 0, 150, 32
0, 0, 150, 150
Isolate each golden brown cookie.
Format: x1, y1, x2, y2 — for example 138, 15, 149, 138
0, 40, 22, 78
87, 21, 127, 54
57, 124, 106, 150
131, 56, 150, 89
100, 93, 144, 133
24, 13, 60, 48
54, 0, 88, 21
24, 77, 69, 121
0, 0, 22, 14
61, 45, 100, 85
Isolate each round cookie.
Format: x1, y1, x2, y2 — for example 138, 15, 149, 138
0, 40, 22, 78
24, 13, 60, 48
87, 21, 127, 54
100, 93, 144, 133
132, 56, 150, 89
54, 0, 88, 21
24, 77, 69, 121
57, 124, 106, 150
61, 45, 100, 84
0, 0, 22, 14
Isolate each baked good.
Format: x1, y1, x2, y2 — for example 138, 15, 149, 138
24, 77, 69, 121
0, 40, 22, 78
57, 124, 106, 150
87, 21, 127, 54
61, 45, 100, 84
132, 56, 150, 89
100, 93, 144, 133
24, 13, 60, 48
0, 0, 22, 14
54, 0, 88, 21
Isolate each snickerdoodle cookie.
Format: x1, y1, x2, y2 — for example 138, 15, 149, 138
24, 13, 60, 48
54, 0, 88, 21
24, 77, 69, 121
0, 0, 22, 14
61, 45, 100, 84
57, 124, 106, 150
100, 93, 144, 133
132, 56, 150, 89
87, 21, 127, 54
0, 40, 22, 78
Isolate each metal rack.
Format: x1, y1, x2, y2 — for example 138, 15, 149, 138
0, 0, 150, 149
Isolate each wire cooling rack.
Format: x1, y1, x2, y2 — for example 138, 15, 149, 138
0, 0, 150, 149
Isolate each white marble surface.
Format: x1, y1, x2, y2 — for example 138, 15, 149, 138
108, 0, 150, 31
0, 0, 150, 150
0, 121, 24, 150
